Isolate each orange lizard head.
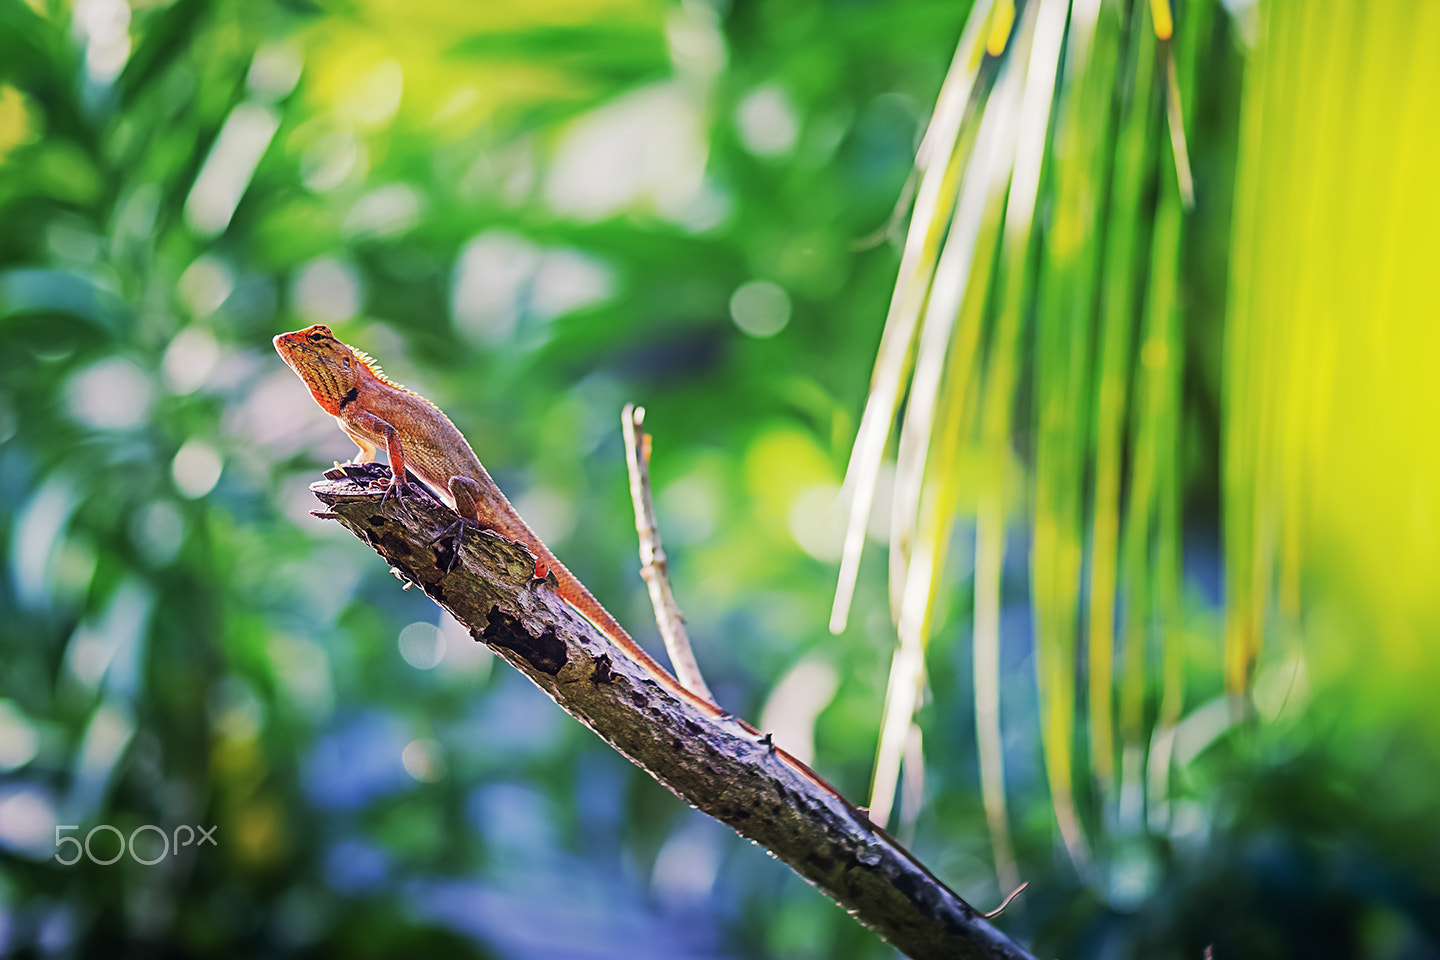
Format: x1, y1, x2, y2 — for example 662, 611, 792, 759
273, 324, 369, 416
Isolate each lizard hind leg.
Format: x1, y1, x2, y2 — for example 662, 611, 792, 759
448, 475, 483, 523
430, 476, 485, 573
429, 517, 470, 572
446, 475, 550, 581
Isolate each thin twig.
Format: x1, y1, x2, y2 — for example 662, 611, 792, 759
983, 881, 1028, 919
621, 404, 716, 703
851, 167, 919, 251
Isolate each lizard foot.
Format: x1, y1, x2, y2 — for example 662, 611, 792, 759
376, 476, 416, 513
430, 516, 473, 572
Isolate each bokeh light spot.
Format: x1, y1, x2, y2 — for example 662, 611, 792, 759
177, 257, 234, 318
451, 231, 539, 343
788, 483, 844, 562
247, 42, 303, 102
730, 280, 791, 338
172, 439, 223, 499
0, 85, 41, 162
398, 622, 445, 670
531, 249, 612, 321
0, 786, 57, 858
293, 257, 363, 323
300, 129, 362, 192
185, 103, 279, 237
67, 357, 152, 430
73, 0, 131, 85
401, 738, 446, 783
0, 701, 40, 771
162, 327, 221, 395
339, 60, 403, 130
345, 184, 422, 238
545, 83, 708, 225
736, 86, 799, 158
130, 500, 186, 566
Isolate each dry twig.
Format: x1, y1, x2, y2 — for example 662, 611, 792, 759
620, 403, 716, 703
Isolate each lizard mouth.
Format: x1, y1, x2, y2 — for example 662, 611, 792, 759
273, 331, 314, 361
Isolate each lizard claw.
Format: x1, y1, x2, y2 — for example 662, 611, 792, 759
431, 517, 472, 572
377, 477, 415, 512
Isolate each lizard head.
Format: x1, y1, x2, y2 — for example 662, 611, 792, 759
273, 324, 367, 416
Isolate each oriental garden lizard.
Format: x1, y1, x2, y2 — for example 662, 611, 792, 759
273, 323, 720, 713
273, 324, 891, 836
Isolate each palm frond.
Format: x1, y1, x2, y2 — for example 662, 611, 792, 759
829, 0, 997, 637
842, 0, 1221, 883
869, 38, 1027, 829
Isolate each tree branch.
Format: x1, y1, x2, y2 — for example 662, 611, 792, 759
309, 463, 1036, 960
620, 403, 715, 702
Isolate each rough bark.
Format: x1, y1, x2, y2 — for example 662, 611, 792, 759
310, 464, 1036, 960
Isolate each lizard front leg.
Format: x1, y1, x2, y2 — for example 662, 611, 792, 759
344, 411, 414, 508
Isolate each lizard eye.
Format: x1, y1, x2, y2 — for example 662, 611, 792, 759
341, 356, 351, 370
